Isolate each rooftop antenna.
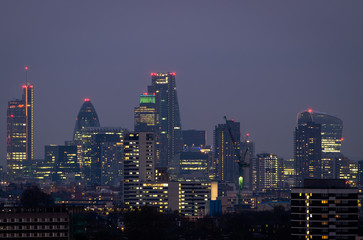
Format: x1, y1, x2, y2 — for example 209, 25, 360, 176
25, 66, 29, 84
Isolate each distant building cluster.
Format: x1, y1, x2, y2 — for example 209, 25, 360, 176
2, 71, 361, 239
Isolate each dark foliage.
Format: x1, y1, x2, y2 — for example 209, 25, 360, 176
20, 186, 54, 207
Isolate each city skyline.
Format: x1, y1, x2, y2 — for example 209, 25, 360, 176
1, 1, 362, 165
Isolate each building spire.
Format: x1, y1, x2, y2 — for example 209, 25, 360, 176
25, 66, 29, 84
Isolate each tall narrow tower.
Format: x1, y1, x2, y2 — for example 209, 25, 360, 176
295, 114, 322, 187
7, 83, 34, 180
147, 72, 183, 167
214, 120, 241, 182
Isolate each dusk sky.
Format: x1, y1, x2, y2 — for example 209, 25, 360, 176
1, 0, 362, 166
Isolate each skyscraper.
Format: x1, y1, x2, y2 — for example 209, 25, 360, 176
44, 145, 80, 183
73, 126, 125, 183
89, 133, 123, 186
214, 120, 240, 182
73, 98, 100, 141
147, 72, 183, 167
295, 119, 322, 187
123, 132, 155, 207
7, 83, 34, 180
253, 153, 284, 192
182, 130, 206, 148
297, 110, 343, 153
296, 110, 344, 181
134, 94, 158, 132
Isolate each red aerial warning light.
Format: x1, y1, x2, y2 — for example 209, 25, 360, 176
10, 114, 14, 118
151, 73, 157, 76
84, 98, 90, 102
341, 138, 344, 141
29, 85, 33, 88
170, 72, 176, 76
22, 85, 27, 89
308, 109, 313, 113
143, 92, 148, 95
246, 133, 250, 137
25, 66, 29, 70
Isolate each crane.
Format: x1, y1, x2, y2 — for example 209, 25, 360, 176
224, 116, 250, 207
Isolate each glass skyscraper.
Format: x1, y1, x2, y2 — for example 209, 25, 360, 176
134, 94, 158, 132
7, 83, 34, 180
214, 120, 241, 182
73, 98, 100, 141
297, 110, 343, 153
296, 110, 344, 181
147, 72, 183, 167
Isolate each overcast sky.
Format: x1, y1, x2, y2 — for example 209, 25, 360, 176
1, 0, 362, 166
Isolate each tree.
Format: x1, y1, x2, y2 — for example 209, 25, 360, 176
20, 186, 54, 207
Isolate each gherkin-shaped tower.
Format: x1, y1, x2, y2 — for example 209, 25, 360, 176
73, 98, 100, 141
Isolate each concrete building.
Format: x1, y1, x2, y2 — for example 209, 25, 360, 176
291, 179, 358, 240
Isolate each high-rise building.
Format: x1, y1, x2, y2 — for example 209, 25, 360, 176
297, 110, 343, 153
283, 158, 296, 189
252, 153, 284, 192
178, 149, 209, 181
7, 83, 34, 180
147, 72, 183, 167
297, 110, 343, 180
182, 130, 206, 148
89, 133, 123, 186
73, 98, 100, 141
214, 120, 240, 182
73, 127, 125, 183
295, 119, 322, 187
291, 179, 358, 240
44, 145, 80, 183
123, 132, 155, 207
134, 94, 158, 132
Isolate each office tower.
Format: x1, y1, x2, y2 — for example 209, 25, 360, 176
253, 153, 284, 192
147, 72, 183, 167
73, 98, 100, 141
138, 182, 211, 216
44, 145, 80, 183
178, 149, 209, 181
182, 130, 206, 148
291, 179, 358, 240
73, 127, 125, 183
123, 132, 155, 207
89, 133, 123, 186
297, 110, 343, 179
295, 120, 322, 187
214, 120, 240, 182
358, 160, 363, 189
134, 94, 158, 132
298, 110, 343, 153
283, 158, 296, 189
7, 83, 34, 180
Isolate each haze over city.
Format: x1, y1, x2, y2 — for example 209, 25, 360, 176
1, 0, 363, 165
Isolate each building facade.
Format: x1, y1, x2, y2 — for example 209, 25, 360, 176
7, 83, 34, 180
134, 94, 158, 132
295, 120, 322, 187
147, 72, 183, 167
253, 153, 284, 192
44, 145, 80, 183
297, 110, 343, 180
123, 132, 155, 207
214, 120, 240, 182
291, 179, 358, 240
73, 99, 100, 142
